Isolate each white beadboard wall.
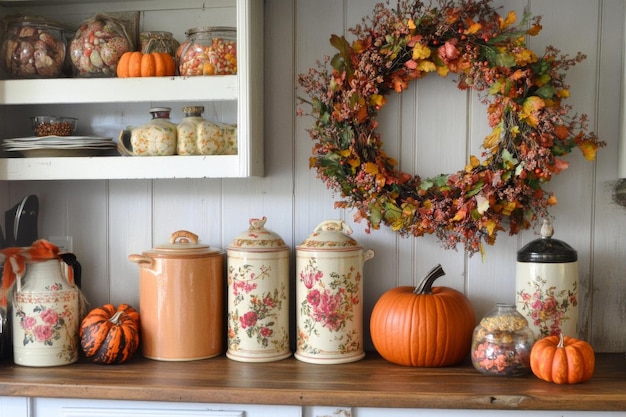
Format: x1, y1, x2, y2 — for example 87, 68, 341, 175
1, 0, 625, 352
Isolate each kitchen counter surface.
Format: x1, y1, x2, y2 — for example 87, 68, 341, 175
0, 352, 624, 411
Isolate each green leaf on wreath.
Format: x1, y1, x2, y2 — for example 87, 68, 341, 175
535, 84, 556, 99
466, 180, 484, 197
384, 202, 402, 221
330, 34, 353, 77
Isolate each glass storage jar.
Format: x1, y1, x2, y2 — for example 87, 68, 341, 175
471, 303, 535, 376
69, 14, 133, 78
140, 31, 179, 58
177, 26, 237, 76
1, 16, 71, 79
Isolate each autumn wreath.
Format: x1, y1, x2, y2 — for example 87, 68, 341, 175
298, 0, 605, 255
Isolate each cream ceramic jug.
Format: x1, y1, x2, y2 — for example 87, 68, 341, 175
3, 241, 82, 367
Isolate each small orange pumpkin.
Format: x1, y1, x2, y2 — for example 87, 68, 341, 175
530, 333, 595, 384
116, 51, 175, 78
80, 303, 140, 364
370, 264, 475, 367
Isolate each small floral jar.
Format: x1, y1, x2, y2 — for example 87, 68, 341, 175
471, 303, 535, 376
227, 217, 290, 362
119, 107, 177, 156
295, 220, 374, 364
515, 219, 579, 339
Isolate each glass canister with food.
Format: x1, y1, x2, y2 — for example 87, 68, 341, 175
0, 15, 73, 79
177, 26, 236, 76
69, 13, 133, 77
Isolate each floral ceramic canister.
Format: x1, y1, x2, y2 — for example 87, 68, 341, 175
227, 217, 291, 362
295, 220, 374, 364
516, 219, 579, 339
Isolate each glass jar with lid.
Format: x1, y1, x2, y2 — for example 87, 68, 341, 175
471, 303, 535, 376
139, 31, 179, 58
177, 26, 237, 76
1, 15, 72, 79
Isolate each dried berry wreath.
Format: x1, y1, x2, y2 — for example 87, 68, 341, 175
298, 0, 604, 255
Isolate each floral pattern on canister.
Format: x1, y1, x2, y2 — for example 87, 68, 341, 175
517, 276, 577, 338
227, 263, 289, 354
297, 257, 361, 356
14, 282, 79, 363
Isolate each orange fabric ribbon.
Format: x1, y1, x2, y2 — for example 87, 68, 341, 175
0, 239, 67, 308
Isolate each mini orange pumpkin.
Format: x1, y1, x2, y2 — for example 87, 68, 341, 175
370, 264, 475, 367
530, 333, 595, 384
80, 303, 140, 364
116, 51, 175, 78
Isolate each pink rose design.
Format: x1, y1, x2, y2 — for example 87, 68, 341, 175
40, 309, 59, 326
307, 289, 321, 307
21, 316, 37, 330
260, 327, 273, 338
33, 324, 54, 342
239, 311, 258, 329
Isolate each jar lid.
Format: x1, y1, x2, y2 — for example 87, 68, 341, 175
517, 219, 577, 263
297, 220, 360, 250
144, 230, 222, 258
186, 26, 236, 35
228, 217, 287, 251
182, 105, 205, 115
149, 107, 171, 113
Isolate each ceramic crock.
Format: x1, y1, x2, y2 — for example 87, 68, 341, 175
295, 220, 374, 364
12, 259, 80, 366
226, 217, 290, 362
128, 230, 224, 361
515, 219, 579, 339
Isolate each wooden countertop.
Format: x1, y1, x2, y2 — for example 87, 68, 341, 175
0, 353, 624, 411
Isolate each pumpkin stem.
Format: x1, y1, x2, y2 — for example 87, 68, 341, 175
108, 310, 125, 326
414, 264, 445, 294
557, 332, 564, 348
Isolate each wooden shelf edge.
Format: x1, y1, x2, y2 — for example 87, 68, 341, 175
0, 353, 623, 411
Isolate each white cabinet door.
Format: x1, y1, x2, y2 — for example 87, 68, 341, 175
34, 398, 301, 417
0, 396, 30, 417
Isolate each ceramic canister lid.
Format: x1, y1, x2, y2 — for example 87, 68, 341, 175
228, 217, 287, 251
517, 219, 577, 263
297, 220, 361, 250
144, 230, 222, 258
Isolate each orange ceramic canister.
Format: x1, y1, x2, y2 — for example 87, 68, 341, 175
128, 230, 224, 361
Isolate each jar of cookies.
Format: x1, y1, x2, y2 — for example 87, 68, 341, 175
471, 303, 534, 376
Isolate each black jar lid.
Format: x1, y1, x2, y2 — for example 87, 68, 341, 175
517, 219, 577, 263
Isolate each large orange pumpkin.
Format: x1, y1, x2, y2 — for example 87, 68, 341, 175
116, 51, 175, 78
370, 264, 475, 367
530, 333, 595, 384
80, 303, 140, 364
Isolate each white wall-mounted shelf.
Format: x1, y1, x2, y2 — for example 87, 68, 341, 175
0, 76, 237, 105
0, 0, 263, 180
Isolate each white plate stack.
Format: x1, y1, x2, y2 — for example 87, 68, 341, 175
2, 136, 118, 157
